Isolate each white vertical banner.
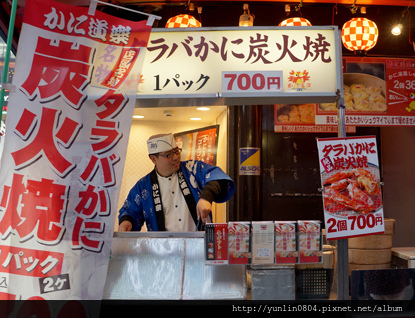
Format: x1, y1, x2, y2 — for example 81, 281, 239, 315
0, 0, 152, 300
317, 136, 385, 241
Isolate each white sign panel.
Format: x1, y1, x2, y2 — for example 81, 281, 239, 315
137, 27, 342, 106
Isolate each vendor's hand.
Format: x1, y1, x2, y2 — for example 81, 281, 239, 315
196, 198, 212, 223
118, 220, 132, 232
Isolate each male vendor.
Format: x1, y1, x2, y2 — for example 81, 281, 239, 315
118, 133, 235, 232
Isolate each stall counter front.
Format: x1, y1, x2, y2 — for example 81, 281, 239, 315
103, 232, 247, 300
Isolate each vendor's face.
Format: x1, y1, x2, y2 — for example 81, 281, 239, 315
150, 147, 181, 177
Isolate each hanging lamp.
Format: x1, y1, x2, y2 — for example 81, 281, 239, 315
391, 24, 403, 36
239, 3, 254, 27
341, 17, 378, 54
165, 14, 201, 28
279, 0, 310, 26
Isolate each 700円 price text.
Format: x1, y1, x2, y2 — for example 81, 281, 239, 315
326, 213, 384, 234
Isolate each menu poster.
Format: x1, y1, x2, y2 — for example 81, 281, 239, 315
274, 103, 357, 133
316, 57, 415, 127
175, 125, 218, 165
317, 136, 385, 240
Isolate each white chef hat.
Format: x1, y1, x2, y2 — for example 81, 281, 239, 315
147, 133, 177, 155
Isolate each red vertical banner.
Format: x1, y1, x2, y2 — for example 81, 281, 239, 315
317, 136, 385, 240
0, 0, 152, 300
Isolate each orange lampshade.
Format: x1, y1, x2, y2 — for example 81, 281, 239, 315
341, 17, 378, 52
165, 14, 201, 28
279, 17, 312, 26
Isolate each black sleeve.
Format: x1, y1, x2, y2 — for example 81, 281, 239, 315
199, 180, 229, 203
119, 215, 134, 226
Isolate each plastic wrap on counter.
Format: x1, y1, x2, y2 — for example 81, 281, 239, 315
250, 266, 296, 300
103, 236, 247, 300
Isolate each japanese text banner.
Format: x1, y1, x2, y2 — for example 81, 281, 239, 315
317, 136, 385, 240
137, 27, 340, 104
0, 0, 151, 300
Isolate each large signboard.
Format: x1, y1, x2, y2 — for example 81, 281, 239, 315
0, 0, 151, 301
137, 27, 342, 107
317, 136, 384, 240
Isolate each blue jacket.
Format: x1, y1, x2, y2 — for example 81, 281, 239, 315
118, 160, 235, 231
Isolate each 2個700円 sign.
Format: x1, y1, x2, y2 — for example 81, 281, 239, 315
317, 136, 385, 240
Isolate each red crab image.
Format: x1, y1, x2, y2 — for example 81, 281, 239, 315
322, 168, 382, 214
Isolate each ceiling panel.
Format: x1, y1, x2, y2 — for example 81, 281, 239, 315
133, 105, 227, 122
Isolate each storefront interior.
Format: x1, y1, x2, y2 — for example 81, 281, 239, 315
1, 0, 411, 242
1, 0, 415, 304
